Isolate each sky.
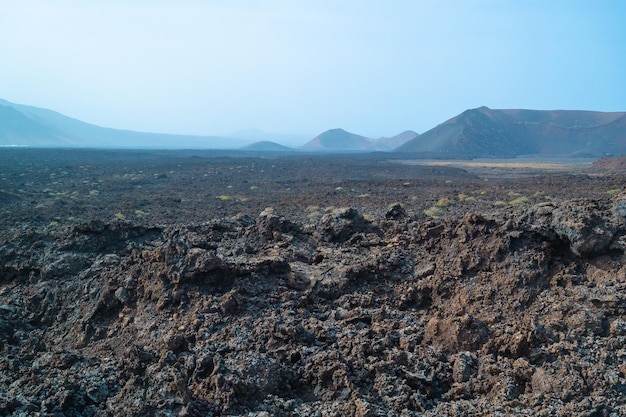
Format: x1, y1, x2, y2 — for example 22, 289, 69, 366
1, 0, 625, 142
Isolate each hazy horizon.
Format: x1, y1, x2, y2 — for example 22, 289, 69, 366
1, 1, 625, 140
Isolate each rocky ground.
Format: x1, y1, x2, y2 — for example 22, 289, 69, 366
2, 149, 626, 416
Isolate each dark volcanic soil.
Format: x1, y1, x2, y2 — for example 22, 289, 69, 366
2, 149, 626, 416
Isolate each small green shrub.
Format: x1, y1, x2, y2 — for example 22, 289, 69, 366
509, 196, 531, 205
435, 197, 453, 208
424, 206, 444, 218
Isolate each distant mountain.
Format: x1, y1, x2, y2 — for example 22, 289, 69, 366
377, 130, 419, 150
240, 141, 294, 152
5, 98, 624, 155
300, 128, 420, 152
227, 129, 311, 147
0, 98, 248, 149
396, 107, 626, 157
0, 105, 68, 146
301, 128, 374, 151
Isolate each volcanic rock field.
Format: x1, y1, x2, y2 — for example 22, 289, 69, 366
2, 149, 626, 416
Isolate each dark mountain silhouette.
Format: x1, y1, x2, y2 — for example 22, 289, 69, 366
240, 141, 294, 152
0, 98, 246, 149
396, 106, 626, 157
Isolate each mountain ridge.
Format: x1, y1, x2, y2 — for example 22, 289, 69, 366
301, 128, 418, 152
2, 99, 625, 156
0, 99, 248, 149
301, 128, 374, 151
396, 107, 626, 157
240, 140, 294, 152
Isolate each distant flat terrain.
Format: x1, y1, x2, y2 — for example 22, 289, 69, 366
396, 157, 596, 178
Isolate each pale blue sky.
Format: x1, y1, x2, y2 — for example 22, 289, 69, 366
1, 1, 624, 140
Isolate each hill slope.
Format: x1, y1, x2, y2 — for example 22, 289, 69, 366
301, 129, 420, 152
396, 107, 626, 157
240, 141, 294, 152
378, 130, 419, 150
301, 128, 374, 151
589, 154, 626, 171
0, 105, 70, 146
0, 98, 245, 149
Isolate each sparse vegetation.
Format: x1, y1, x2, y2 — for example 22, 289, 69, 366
509, 196, 531, 205
435, 197, 453, 208
458, 193, 476, 202
424, 206, 444, 218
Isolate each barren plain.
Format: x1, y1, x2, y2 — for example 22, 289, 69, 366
2, 149, 626, 416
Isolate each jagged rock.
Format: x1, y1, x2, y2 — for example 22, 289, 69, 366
524, 200, 616, 257
385, 203, 406, 220
256, 207, 298, 240
3, 157, 626, 417
424, 314, 490, 353
314, 207, 378, 243
452, 352, 478, 383
0, 317, 13, 342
